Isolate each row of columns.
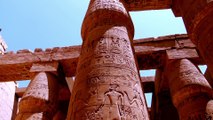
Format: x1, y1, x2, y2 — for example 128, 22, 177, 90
15, 0, 213, 120
172, 0, 213, 86
165, 59, 212, 119
69, 0, 149, 119
171, 1, 213, 119
15, 60, 213, 120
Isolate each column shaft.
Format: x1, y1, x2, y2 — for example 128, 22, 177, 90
16, 72, 59, 120
165, 59, 212, 120
69, 0, 149, 119
172, 1, 213, 78
206, 100, 213, 119
153, 69, 179, 120
204, 68, 213, 88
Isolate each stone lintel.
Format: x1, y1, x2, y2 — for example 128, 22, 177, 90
126, 0, 172, 11
141, 76, 155, 93
166, 48, 199, 60
0, 34, 203, 82
30, 62, 59, 75
15, 87, 26, 98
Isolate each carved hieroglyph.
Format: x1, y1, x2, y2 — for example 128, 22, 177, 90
16, 72, 59, 120
69, 0, 149, 120
165, 59, 212, 120
172, 0, 213, 79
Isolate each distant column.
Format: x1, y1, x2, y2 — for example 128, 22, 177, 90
152, 69, 179, 120
16, 63, 59, 120
206, 100, 213, 119
165, 59, 212, 120
172, 0, 213, 78
204, 68, 213, 87
68, 0, 149, 119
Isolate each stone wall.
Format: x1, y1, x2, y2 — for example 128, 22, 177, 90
0, 82, 17, 120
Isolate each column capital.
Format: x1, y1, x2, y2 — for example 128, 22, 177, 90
165, 58, 213, 119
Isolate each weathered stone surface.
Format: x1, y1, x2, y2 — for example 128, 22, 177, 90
165, 59, 212, 120
206, 100, 213, 119
204, 68, 213, 88
1, 1, 213, 119
141, 77, 154, 93
16, 87, 26, 98
0, 34, 200, 82
151, 69, 179, 120
69, 0, 149, 119
0, 45, 81, 81
125, 0, 172, 11
0, 82, 16, 120
166, 48, 199, 60
30, 62, 59, 74
172, 0, 213, 83
16, 72, 59, 120
15, 113, 49, 120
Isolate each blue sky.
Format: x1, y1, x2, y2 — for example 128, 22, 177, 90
0, 1, 192, 106
0, 0, 189, 83
0, 0, 187, 52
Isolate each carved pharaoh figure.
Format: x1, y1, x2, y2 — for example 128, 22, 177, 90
68, 0, 149, 120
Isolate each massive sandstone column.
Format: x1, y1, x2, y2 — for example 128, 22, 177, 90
69, 0, 149, 119
152, 69, 179, 120
16, 63, 59, 120
206, 100, 213, 119
165, 59, 212, 120
172, 0, 213, 78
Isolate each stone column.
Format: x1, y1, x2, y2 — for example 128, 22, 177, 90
16, 63, 59, 120
165, 59, 212, 120
152, 69, 179, 120
69, 0, 149, 119
206, 100, 213, 119
172, 0, 213, 78
204, 68, 213, 87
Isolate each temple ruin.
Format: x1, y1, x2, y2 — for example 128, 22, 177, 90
0, 0, 213, 120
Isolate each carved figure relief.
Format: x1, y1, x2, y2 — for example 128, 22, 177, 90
70, 0, 149, 119
101, 84, 125, 120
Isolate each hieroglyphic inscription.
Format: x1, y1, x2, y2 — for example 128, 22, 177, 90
167, 59, 211, 97
72, 83, 147, 120
70, 0, 149, 119
81, 0, 134, 41
78, 28, 137, 74
166, 59, 212, 120
88, 0, 128, 15
16, 72, 59, 120
71, 29, 149, 119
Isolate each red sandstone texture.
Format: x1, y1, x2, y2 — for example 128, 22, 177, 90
0, 0, 213, 120
69, 0, 149, 119
165, 59, 212, 120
